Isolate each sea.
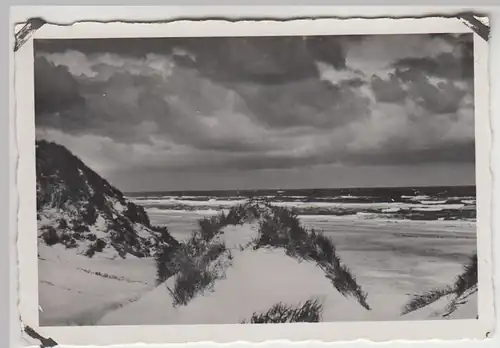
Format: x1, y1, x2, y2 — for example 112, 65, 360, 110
126, 186, 476, 237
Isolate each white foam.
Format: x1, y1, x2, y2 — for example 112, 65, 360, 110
382, 207, 401, 213
132, 198, 246, 207
146, 208, 220, 216
413, 207, 444, 212
272, 201, 465, 211
401, 195, 431, 200
420, 200, 448, 205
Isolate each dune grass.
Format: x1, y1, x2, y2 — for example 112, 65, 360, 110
254, 205, 371, 310
155, 201, 370, 310
242, 298, 324, 324
154, 209, 240, 285
155, 208, 244, 306
453, 253, 478, 298
401, 253, 478, 316
166, 240, 231, 306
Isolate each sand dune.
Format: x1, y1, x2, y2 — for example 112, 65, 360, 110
38, 212, 477, 326
98, 223, 370, 325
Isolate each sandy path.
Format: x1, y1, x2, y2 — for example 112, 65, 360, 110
38, 244, 158, 326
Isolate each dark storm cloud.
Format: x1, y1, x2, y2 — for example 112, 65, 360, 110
34, 36, 364, 145
225, 140, 476, 171
35, 38, 178, 57
370, 68, 469, 114
35, 57, 278, 152
34, 56, 85, 115
344, 141, 475, 166
392, 34, 474, 81
370, 74, 407, 103
369, 33, 472, 114
166, 36, 365, 129
365, 33, 474, 110
166, 36, 348, 85
174, 37, 318, 84
342, 78, 367, 88
393, 53, 474, 80
229, 78, 370, 129
131, 136, 475, 174
35, 61, 160, 144
36, 36, 348, 85
407, 77, 467, 114
35, 33, 476, 176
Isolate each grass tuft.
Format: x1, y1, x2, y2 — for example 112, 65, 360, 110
401, 253, 478, 316
254, 206, 370, 310
453, 253, 478, 298
166, 239, 231, 306
155, 201, 370, 310
242, 299, 324, 324
401, 288, 454, 315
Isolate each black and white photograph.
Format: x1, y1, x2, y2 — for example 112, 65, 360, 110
12, 15, 494, 344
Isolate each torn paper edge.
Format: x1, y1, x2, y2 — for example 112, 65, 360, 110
11, 11, 490, 52
11, 15, 494, 346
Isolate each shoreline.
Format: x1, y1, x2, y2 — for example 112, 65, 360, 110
146, 207, 477, 226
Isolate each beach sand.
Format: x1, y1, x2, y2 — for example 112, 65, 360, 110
299, 216, 476, 320
38, 212, 477, 326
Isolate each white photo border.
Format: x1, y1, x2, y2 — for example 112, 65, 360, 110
13, 16, 494, 345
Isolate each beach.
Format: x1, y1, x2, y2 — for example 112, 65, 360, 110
148, 209, 476, 320
38, 206, 477, 325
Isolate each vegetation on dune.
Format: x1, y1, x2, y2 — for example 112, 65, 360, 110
155, 201, 263, 284
155, 202, 265, 306
84, 238, 107, 257
167, 240, 231, 306
401, 288, 454, 315
154, 200, 370, 311
40, 226, 60, 246
254, 205, 371, 310
155, 214, 232, 285
158, 231, 233, 306
36, 140, 178, 258
36, 140, 124, 213
401, 253, 478, 316
453, 253, 478, 298
242, 299, 324, 324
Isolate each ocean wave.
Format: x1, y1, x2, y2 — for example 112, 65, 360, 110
413, 207, 445, 212
136, 197, 472, 212
382, 207, 401, 213
145, 206, 475, 224
140, 202, 475, 223
146, 207, 222, 216
272, 201, 467, 211
131, 198, 247, 207
401, 195, 431, 200
419, 200, 448, 205
130, 195, 247, 202
126, 187, 477, 224
130, 193, 476, 206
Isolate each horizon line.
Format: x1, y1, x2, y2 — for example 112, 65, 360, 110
123, 183, 476, 194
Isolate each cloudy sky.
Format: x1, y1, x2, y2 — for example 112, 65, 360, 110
34, 33, 475, 192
